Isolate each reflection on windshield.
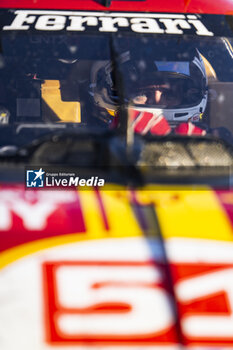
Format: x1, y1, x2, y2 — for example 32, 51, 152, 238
0, 32, 233, 145
114, 36, 233, 139
0, 34, 114, 130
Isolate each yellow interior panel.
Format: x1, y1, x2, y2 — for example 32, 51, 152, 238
41, 80, 81, 123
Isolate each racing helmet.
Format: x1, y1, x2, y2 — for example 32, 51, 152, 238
90, 48, 208, 125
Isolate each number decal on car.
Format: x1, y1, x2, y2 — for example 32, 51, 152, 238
43, 260, 175, 345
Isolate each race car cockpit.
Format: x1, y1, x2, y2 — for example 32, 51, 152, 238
0, 11, 233, 184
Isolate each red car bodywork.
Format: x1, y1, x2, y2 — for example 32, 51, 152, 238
1, 0, 233, 14
1, 1, 233, 350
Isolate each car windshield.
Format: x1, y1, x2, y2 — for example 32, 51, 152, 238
1, 31, 233, 142
1, 11, 233, 172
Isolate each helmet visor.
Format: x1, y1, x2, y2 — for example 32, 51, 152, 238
129, 73, 205, 109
